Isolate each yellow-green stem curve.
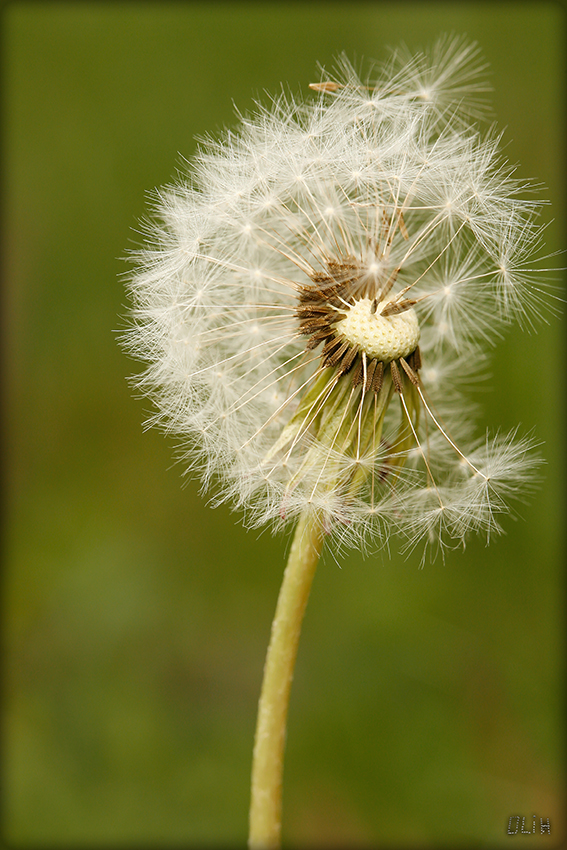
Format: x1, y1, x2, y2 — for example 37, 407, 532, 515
248, 511, 325, 849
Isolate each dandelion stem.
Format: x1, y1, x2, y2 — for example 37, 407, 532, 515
249, 510, 325, 849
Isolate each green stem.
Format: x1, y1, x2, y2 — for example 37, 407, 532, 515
248, 511, 325, 849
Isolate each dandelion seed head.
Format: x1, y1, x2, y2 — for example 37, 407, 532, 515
124, 36, 554, 558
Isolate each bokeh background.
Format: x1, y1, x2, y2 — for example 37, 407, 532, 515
3, 2, 565, 847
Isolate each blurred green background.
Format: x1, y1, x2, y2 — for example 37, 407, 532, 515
3, 1, 565, 847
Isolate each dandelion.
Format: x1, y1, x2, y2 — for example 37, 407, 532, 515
124, 36, 553, 849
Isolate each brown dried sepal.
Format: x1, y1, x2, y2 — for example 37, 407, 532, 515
407, 345, 421, 371
399, 356, 420, 386
390, 360, 403, 393
370, 360, 384, 393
